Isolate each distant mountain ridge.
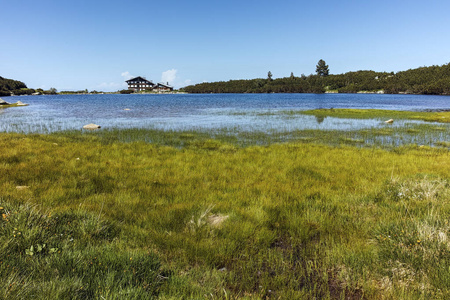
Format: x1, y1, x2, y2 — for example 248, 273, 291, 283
182, 63, 450, 95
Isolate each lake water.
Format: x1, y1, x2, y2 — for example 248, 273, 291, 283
1, 93, 449, 133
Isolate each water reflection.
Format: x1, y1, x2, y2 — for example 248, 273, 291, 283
315, 115, 325, 124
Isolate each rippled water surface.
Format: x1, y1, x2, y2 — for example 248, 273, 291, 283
1, 93, 449, 133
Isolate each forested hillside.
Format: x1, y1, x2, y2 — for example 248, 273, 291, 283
0, 76, 57, 96
0, 76, 27, 96
183, 63, 450, 95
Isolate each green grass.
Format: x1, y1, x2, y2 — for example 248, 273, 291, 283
0, 202, 163, 299
1, 130, 449, 299
0, 103, 21, 108
300, 108, 450, 123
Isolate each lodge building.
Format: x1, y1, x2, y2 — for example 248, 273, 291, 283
126, 76, 173, 92
154, 82, 173, 92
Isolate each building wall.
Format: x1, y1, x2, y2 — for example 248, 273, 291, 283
127, 80, 154, 91
128, 84, 153, 91
154, 87, 172, 92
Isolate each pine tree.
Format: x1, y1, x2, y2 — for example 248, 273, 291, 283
316, 59, 329, 77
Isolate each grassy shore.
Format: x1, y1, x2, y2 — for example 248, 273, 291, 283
300, 108, 450, 123
1, 125, 449, 299
1, 108, 450, 299
0, 102, 29, 109
0, 103, 20, 108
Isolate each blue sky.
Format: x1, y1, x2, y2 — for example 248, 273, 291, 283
2, 0, 450, 91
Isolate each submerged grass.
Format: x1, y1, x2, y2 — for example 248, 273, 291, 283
46, 120, 449, 150
1, 129, 449, 299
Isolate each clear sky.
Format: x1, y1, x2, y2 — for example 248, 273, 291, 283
2, 0, 450, 91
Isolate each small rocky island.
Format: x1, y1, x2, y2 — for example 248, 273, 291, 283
0, 98, 29, 107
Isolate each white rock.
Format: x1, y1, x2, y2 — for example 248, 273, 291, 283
83, 123, 101, 130
16, 101, 29, 106
0, 98, 11, 105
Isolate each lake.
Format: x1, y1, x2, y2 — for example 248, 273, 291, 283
1, 93, 449, 133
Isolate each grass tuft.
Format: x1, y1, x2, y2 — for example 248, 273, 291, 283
0, 201, 164, 299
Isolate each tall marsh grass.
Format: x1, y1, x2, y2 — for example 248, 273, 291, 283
0, 128, 449, 298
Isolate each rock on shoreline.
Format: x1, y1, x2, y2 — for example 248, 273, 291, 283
0, 98, 29, 106
16, 101, 29, 106
83, 123, 101, 130
0, 98, 10, 105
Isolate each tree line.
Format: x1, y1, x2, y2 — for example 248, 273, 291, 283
3, 61, 450, 96
0, 76, 58, 96
182, 61, 450, 95
0, 76, 28, 96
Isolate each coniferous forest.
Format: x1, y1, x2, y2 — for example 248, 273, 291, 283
3, 62, 450, 96
182, 62, 450, 95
